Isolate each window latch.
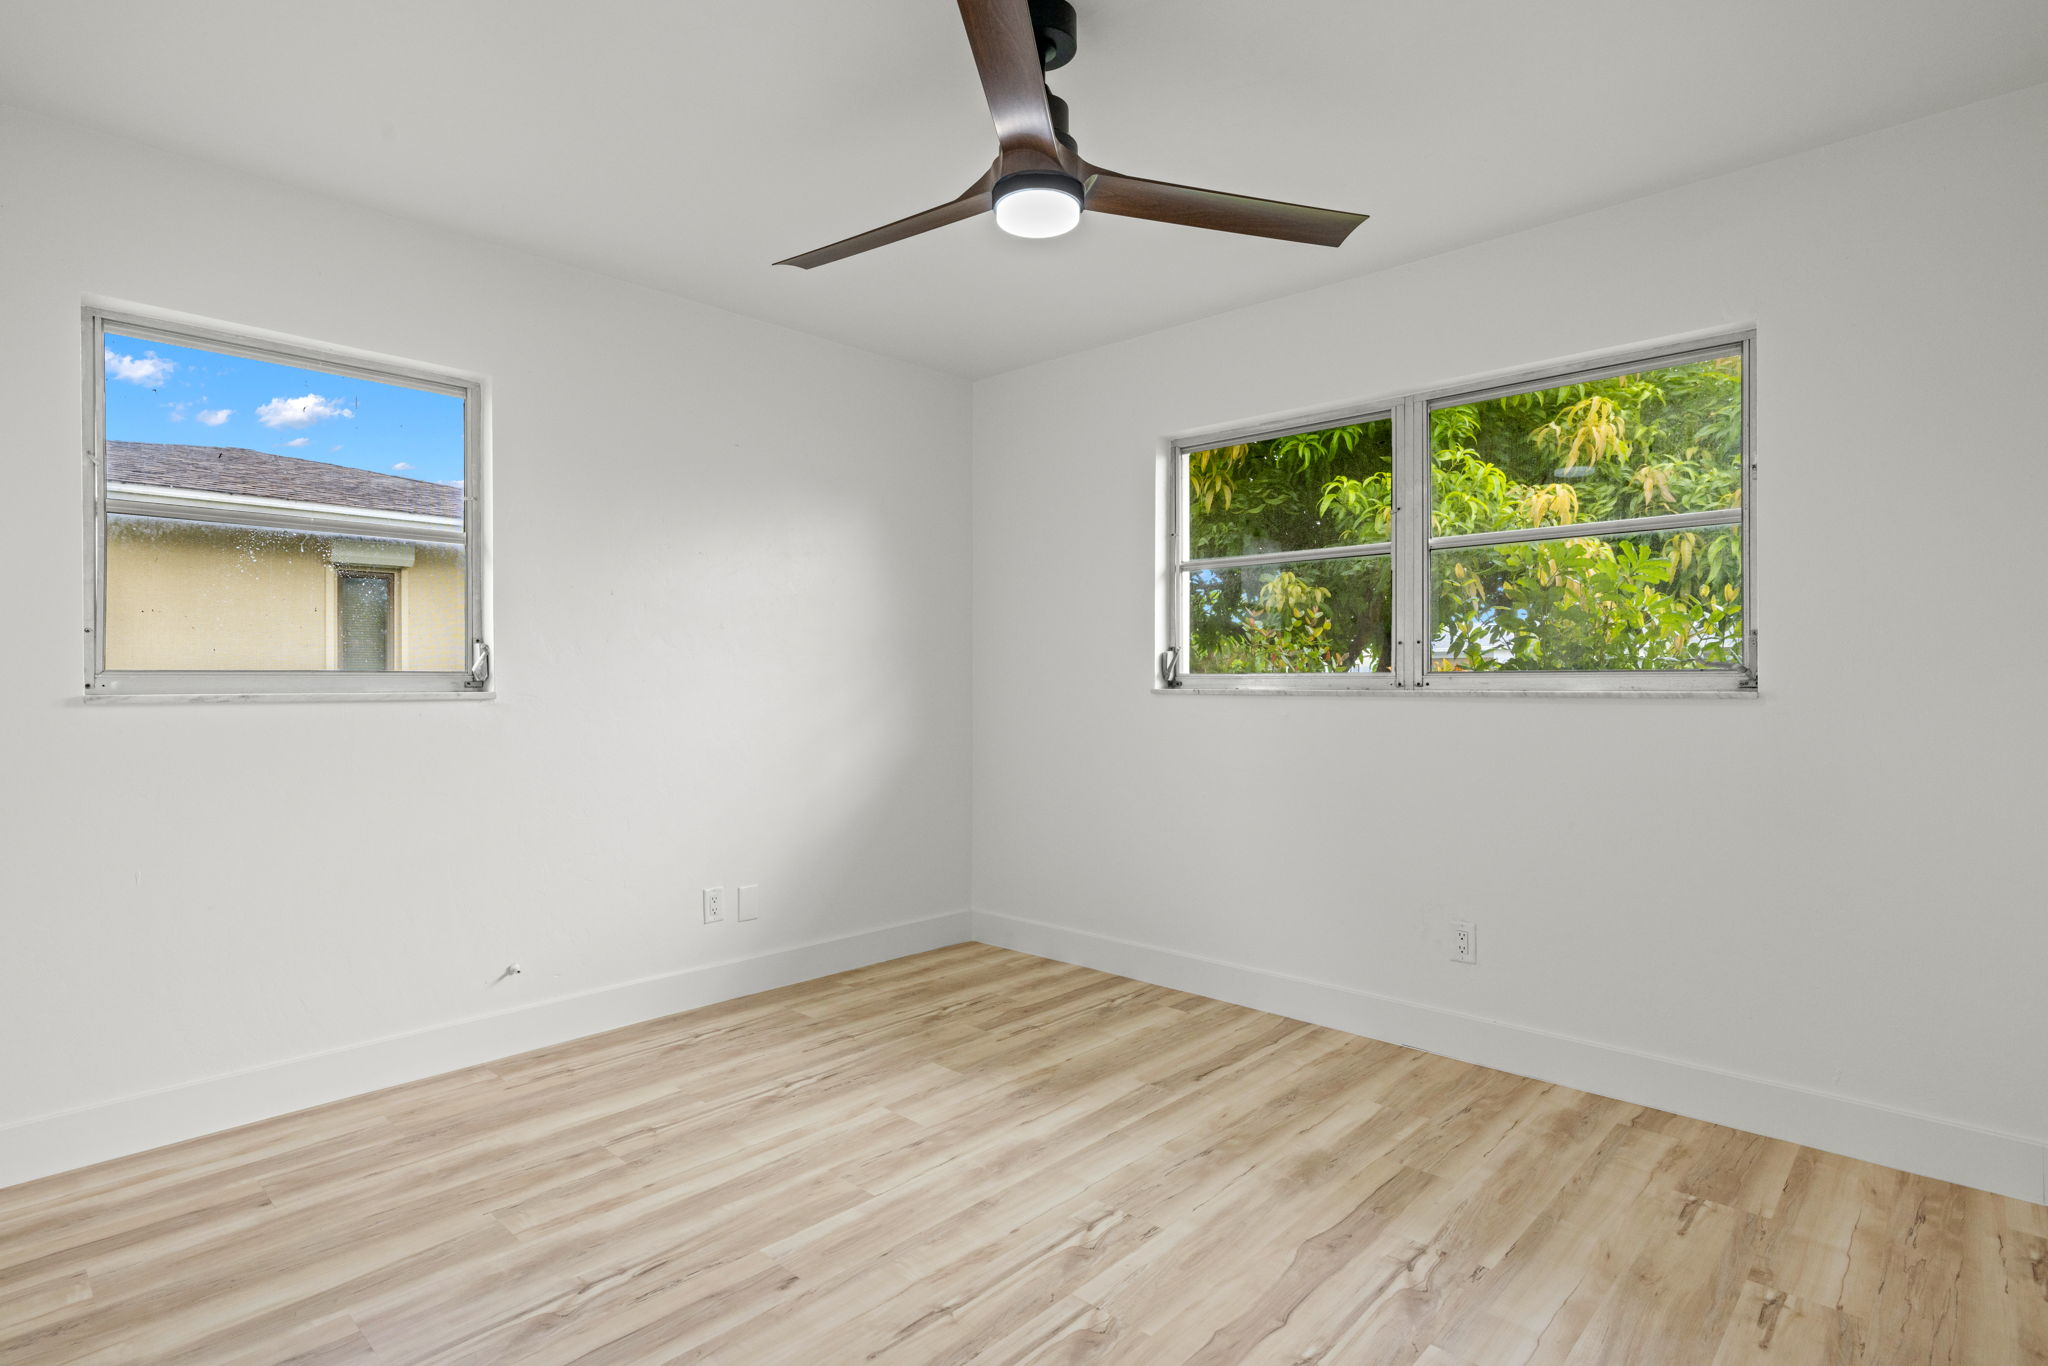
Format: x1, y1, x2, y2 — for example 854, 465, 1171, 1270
468, 639, 493, 690
1158, 646, 1183, 689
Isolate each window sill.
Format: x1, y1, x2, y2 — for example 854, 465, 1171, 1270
1156, 678, 1758, 698
84, 689, 496, 705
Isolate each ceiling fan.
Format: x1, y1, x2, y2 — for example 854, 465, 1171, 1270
776, 0, 1367, 268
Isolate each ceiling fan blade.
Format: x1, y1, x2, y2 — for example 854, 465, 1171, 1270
1082, 166, 1367, 248
775, 170, 996, 268
957, 0, 1061, 162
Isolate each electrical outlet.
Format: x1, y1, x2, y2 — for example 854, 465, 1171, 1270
736, 883, 760, 922
702, 886, 725, 924
1451, 919, 1477, 964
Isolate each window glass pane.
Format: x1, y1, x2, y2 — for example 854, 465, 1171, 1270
1431, 355, 1742, 537
103, 517, 468, 672
1188, 416, 1392, 559
1189, 555, 1393, 674
100, 330, 466, 672
336, 573, 393, 671
1431, 527, 1743, 672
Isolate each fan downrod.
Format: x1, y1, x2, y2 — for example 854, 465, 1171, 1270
1031, 0, 1077, 70
1046, 92, 1078, 150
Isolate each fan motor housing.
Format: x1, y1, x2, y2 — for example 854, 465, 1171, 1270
993, 170, 1086, 205
1031, 0, 1078, 70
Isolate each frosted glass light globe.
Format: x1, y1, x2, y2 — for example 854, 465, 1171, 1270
994, 184, 1083, 238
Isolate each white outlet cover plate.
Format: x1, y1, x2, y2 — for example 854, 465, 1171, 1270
1452, 919, 1477, 963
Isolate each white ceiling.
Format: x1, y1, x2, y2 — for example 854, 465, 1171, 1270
3, 0, 2044, 375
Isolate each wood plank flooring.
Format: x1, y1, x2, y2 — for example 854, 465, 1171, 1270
2, 943, 2042, 1364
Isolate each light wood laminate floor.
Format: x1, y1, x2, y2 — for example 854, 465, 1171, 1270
2, 943, 2043, 1365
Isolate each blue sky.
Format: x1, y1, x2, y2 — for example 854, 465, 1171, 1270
103, 333, 466, 485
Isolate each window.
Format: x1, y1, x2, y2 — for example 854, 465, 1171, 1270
85, 310, 488, 699
1162, 335, 1754, 694
335, 571, 396, 671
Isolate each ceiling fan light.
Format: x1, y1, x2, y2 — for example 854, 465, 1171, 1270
993, 173, 1084, 239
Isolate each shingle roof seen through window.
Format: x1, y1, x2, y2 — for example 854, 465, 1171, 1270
106, 442, 462, 518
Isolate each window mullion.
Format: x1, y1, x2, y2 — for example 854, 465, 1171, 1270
1168, 445, 1190, 672
1391, 395, 1430, 686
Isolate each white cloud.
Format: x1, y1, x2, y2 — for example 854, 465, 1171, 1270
330, 445, 343, 453
256, 393, 354, 429
391, 462, 412, 471
285, 437, 309, 447
195, 409, 231, 426
106, 349, 175, 386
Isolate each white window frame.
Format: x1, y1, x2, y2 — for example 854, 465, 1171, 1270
1157, 330, 1757, 696
83, 307, 491, 702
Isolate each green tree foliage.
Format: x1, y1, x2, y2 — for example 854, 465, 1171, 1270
1188, 357, 1744, 674
1187, 419, 1393, 558
1187, 416, 1395, 671
1190, 558, 1392, 674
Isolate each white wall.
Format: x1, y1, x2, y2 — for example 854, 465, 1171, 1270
0, 108, 973, 1183
6, 84, 2044, 1203
971, 86, 2048, 1201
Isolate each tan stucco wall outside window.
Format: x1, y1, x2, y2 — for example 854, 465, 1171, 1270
104, 517, 467, 672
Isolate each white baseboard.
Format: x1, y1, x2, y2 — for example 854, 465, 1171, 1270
0, 911, 973, 1191
11, 908, 2040, 1207
972, 910, 2048, 1206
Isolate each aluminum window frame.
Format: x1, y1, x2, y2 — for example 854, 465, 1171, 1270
1159, 330, 1757, 696
83, 307, 491, 702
